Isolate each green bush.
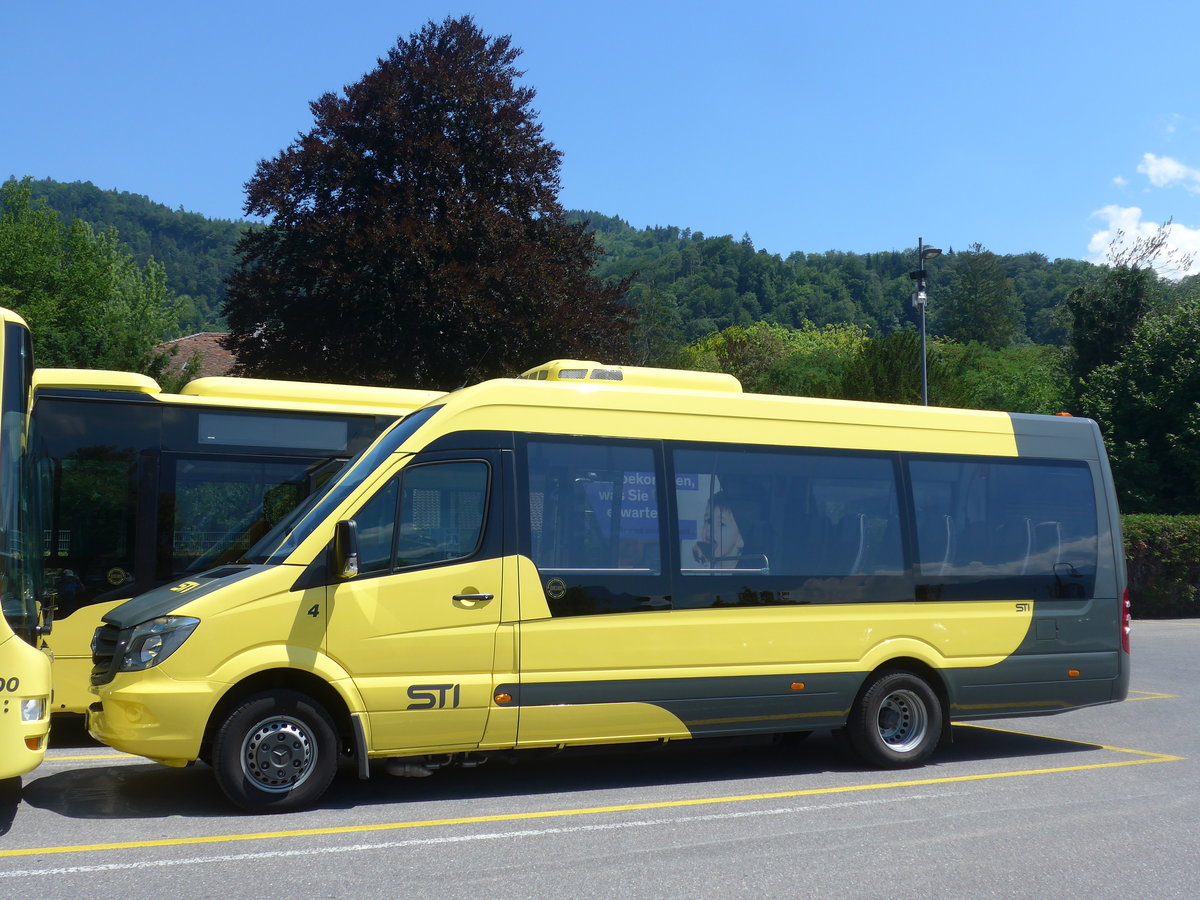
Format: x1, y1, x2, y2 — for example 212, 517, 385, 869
1122, 514, 1200, 618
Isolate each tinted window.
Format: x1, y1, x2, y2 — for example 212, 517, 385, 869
396, 462, 488, 568
196, 412, 349, 451
349, 461, 488, 576
525, 440, 668, 615
527, 441, 661, 573
908, 457, 1098, 600
248, 405, 440, 563
355, 478, 399, 575
2, 322, 38, 638
47, 453, 137, 615
674, 447, 903, 578
35, 397, 155, 615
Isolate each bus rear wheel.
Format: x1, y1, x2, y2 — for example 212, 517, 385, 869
212, 689, 337, 813
847, 670, 942, 768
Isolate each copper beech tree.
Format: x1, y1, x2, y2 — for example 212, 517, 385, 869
223, 16, 631, 389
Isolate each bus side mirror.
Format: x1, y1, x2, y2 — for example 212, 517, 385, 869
37, 591, 56, 636
334, 520, 360, 580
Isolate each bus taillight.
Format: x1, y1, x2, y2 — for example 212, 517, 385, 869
1121, 588, 1131, 654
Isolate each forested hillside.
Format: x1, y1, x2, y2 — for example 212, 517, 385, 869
18, 178, 245, 331
573, 211, 1098, 346
16, 180, 1117, 347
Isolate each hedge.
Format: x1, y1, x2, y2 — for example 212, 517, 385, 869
1122, 514, 1200, 618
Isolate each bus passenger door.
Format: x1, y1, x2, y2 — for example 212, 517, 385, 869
327, 454, 503, 753
514, 439, 682, 747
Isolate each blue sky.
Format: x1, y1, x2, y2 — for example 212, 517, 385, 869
5, 1, 1200, 268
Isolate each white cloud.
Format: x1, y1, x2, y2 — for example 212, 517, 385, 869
1137, 153, 1200, 193
1088, 205, 1200, 280
1113, 175, 1128, 187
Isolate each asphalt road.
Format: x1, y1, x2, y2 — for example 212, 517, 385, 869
1, 620, 1196, 898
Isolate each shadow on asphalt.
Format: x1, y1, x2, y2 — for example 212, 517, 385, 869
46, 713, 100, 749
20, 723, 1104, 821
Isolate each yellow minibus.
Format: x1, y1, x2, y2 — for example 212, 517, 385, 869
88, 360, 1129, 811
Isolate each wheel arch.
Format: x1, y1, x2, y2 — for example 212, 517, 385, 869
200, 668, 355, 765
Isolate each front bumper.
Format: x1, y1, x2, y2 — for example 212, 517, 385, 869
87, 668, 221, 765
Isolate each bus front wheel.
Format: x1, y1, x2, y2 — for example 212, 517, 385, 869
212, 689, 338, 813
847, 670, 942, 768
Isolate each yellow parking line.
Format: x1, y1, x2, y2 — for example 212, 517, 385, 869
43, 753, 134, 762
1125, 690, 1177, 701
1, 730, 1182, 860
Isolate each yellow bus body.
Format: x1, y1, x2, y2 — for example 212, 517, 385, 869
88, 364, 1128, 810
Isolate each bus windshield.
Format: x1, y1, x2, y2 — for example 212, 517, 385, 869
244, 405, 442, 564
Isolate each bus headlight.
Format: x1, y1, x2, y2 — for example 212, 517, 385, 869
119, 617, 200, 672
21, 698, 47, 722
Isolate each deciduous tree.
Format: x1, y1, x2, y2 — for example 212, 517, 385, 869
223, 16, 630, 389
1081, 299, 1200, 513
0, 178, 179, 374
1065, 220, 1191, 397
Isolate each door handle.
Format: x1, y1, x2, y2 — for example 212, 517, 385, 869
452, 593, 494, 602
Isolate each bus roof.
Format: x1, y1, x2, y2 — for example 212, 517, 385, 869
179, 376, 443, 411
405, 365, 1102, 461
34, 368, 160, 394
33, 369, 445, 417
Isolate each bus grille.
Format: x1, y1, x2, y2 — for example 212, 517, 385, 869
90, 624, 123, 685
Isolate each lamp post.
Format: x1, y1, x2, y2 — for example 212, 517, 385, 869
910, 238, 942, 405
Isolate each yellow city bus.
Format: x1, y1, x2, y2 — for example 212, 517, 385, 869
0, 308, 52, 779
32, 369, 441, 715
88, 360, 1130, 811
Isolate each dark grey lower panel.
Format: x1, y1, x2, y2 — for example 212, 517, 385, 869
944, 649, 1127, 719
498, 672, 864, 736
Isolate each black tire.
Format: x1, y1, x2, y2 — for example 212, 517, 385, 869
212, 689, 338, 813
846, 670, 943, 768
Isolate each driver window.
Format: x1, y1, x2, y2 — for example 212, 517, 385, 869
350, 461, 489, 576
395, 462, 488, 567
355, 478, 399, 576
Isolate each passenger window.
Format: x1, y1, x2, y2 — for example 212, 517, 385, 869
673, 447, 903, 579
349, 461, 488, 575
525, 440, 667, 616
526, 441, 662, 574
908, 457, 1098, 600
